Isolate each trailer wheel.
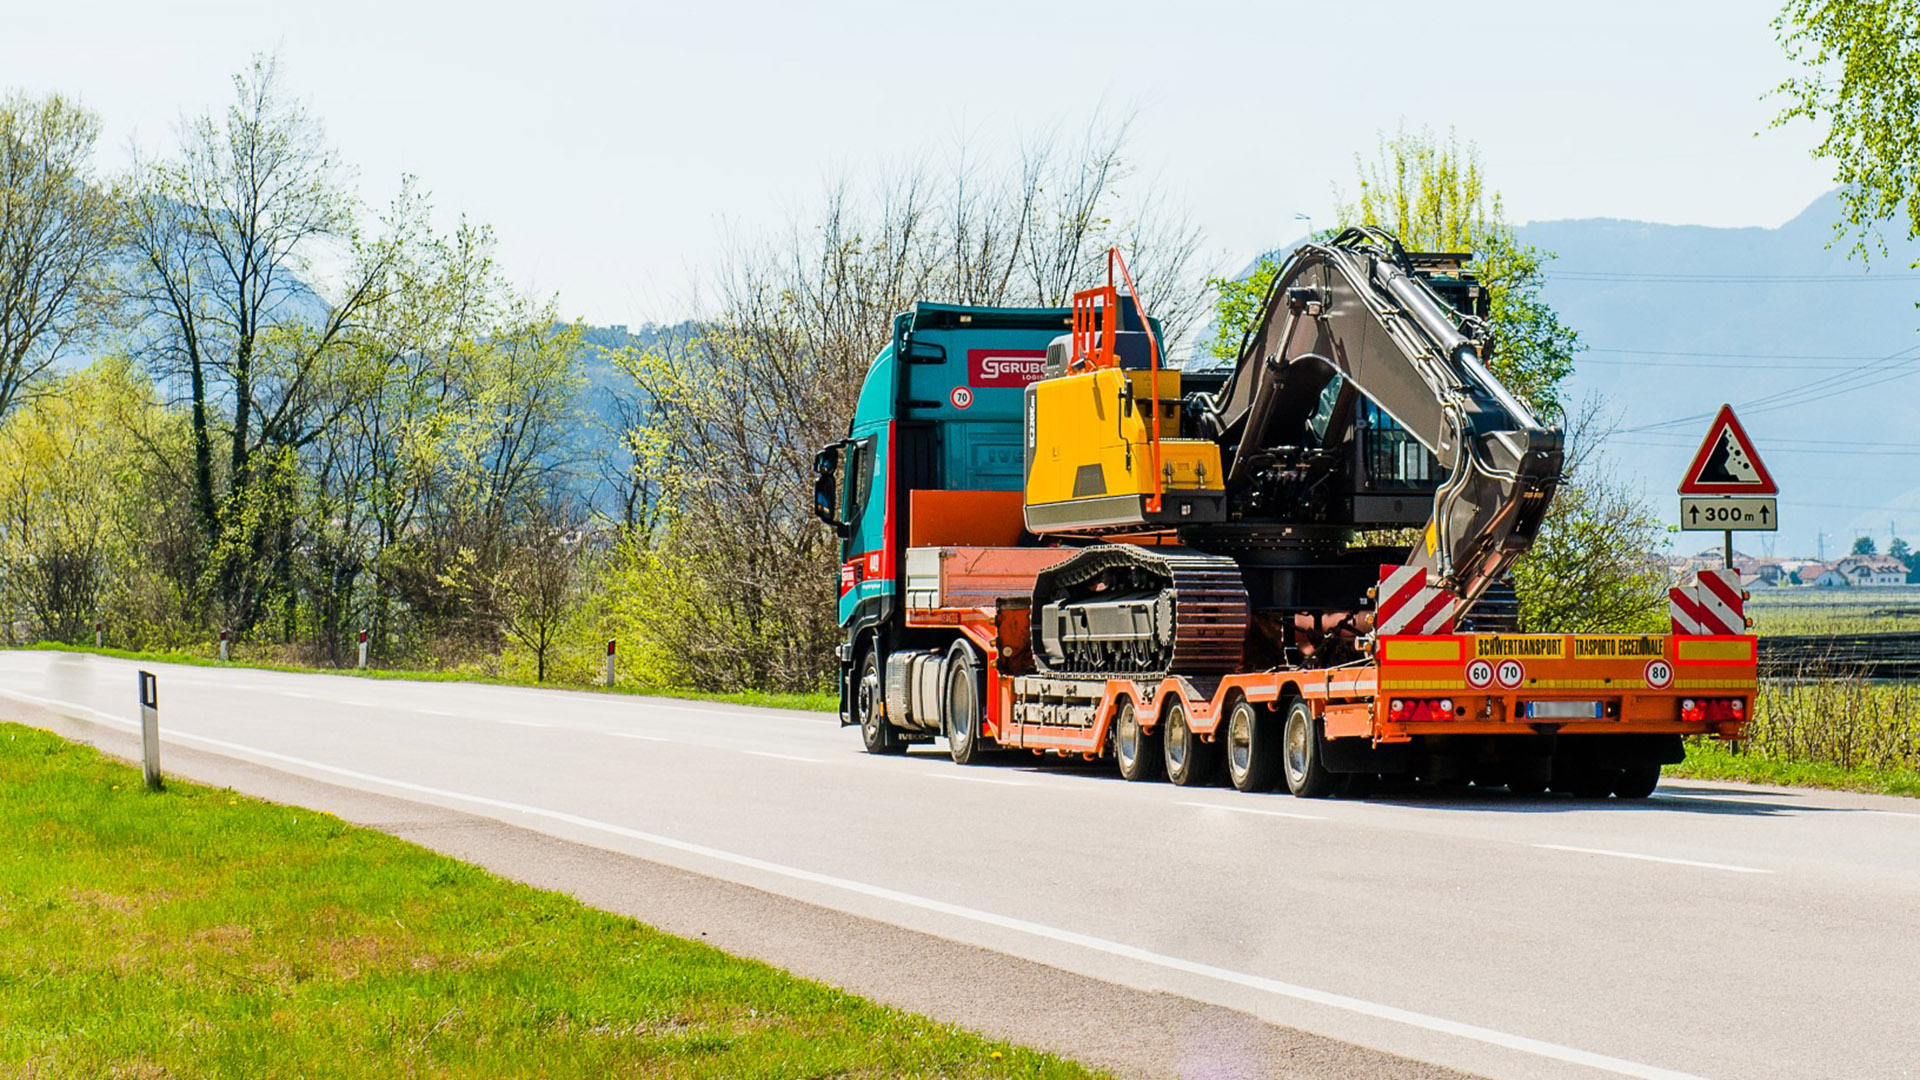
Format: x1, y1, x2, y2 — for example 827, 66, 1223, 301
1113, 699, 1162, 782
1281, 698, 1339, 798
1162, 700, 1218, 787
1224, 695, 1280, 792
943, 641, 990, 765
1612, 764, 1660, 799
856, 648, 905, 755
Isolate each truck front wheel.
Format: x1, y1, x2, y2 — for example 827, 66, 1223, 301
1282, 698, 1340, 798
856, 649, 905, 755
943, 642, 990, 765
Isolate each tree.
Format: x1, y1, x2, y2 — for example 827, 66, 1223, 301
126, 55, 387, 631
1512, 405, 1669, 634
608, 125, 1206, 691
1774, 1, 1920, 260
495, 499, 580, 684
1852, 534, 1878, 555
0, 92, 122, 419
1207, 127, 1578, 414
1890, 536, 1911, 566
0, 358, 181, 643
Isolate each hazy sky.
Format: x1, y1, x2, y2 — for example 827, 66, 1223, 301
5, 0, 1833, 326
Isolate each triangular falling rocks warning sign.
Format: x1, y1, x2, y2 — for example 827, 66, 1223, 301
1678, 404, 1778, 495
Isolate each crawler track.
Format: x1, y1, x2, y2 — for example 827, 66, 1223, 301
1029, 545, 1249, 678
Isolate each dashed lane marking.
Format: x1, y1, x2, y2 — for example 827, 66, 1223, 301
1535, 844, 1771, 875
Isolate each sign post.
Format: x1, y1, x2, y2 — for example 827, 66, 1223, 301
138, 670, 163, 792
1677, 404, 1779, 569
605, 638, 617, 687
358, 629, 369, 669
218, 629, 229, 663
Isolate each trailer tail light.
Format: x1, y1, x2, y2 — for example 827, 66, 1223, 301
1388, 698, 1454, 722
1681, 698, 1745, 723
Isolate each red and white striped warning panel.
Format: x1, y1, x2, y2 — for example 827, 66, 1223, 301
1669, 567, 1747, 635
1376, 565, 1457, 635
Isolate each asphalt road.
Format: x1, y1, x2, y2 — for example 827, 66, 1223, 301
4, 650, 1917, 1080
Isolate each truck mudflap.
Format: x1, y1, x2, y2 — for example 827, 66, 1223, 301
1367, 632, 1756, 742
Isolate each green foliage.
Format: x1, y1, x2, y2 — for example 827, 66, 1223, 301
1774, 0, 1920, 259
1852, 534, 1878, 555
0, 724, 1089, 1076
1202, 255, 1282, 365
1203, 127, 1577, 414
1671, 677, 1920, 795
1335, 127, 1578, 413
0, 358, 194, 646
1511, 458, 1670, 634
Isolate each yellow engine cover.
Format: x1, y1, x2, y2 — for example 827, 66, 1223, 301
1024, 368, 1226, 533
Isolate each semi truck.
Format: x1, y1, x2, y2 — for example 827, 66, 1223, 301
812, 230, 1754, 798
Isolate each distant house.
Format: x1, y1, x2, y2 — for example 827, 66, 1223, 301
1797, 563, 1834, 586
1834, 554, 1909, 587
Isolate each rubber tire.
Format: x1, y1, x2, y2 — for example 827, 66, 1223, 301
943, 642, 989, 765
1113, 699, 1162, 782
1223, 695, 1281, 793
1612, 764, 1661, 799
1162, 700, 1219, 787
1281, 698, 1340, 799
856, 648, 906, 755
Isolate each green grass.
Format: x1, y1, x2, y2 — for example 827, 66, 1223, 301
1671, 739, 1920, 797
1667, 677, 1920, 797
1746, 586, 1920, 635
0, 723, 1091, 1078
13, 642, 837, 714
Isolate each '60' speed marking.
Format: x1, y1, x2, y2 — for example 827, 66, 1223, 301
1465, 659, 1494, 689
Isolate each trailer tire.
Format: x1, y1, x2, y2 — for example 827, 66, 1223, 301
1162, 700, 1218, 787
1281, 698, 1339, 799
1612, 764, 1660, 799
856, 648, 906, 755
1224, 695, 1280, 792
1113, 699, 1162, 782
943, 641, 990, 765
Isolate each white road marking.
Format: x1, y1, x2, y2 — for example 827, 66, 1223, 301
745, 751, 824, 763
496, 719, 553, 728
1859, 809, 1920, 820
606, 732, 674, 742
1536, 844, 1772, 875
1176, 800, 1326, 822
927, 772, 1028, 786
9, 690, 1710, 1080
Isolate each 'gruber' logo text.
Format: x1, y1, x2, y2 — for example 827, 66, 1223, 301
967, 349, 1048, 388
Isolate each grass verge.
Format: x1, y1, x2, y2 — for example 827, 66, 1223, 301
14, 642, 837, 714
0, 723, 1089, 1078
1670, 738, 1920, 797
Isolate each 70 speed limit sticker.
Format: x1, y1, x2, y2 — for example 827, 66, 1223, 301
1465, 658, 1526, 689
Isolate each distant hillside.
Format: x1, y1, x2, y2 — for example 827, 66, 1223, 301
1523, 191, 1920, 558
1201, 193, 1920, 558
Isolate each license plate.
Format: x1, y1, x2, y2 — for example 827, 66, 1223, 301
1525, 700, 1604, 720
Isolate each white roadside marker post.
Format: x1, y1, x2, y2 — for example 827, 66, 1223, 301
218, 630, 229, 663
138, 670, 163, 792
95, 621, 102, 649
358, 629, 369, 669
605, 638, 617, 687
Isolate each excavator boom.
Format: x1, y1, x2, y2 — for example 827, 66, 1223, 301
1200, 227, 1564, 611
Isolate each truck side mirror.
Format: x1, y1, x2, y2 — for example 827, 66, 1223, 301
812, 442, 848, 535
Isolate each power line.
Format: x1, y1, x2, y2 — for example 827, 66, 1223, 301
1550, 270, 1920, 284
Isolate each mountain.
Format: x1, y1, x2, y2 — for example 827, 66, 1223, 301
1521, 191, 1920, 558
1195, 193, 1920, 557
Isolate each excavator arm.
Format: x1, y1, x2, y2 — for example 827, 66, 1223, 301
1199, 228, 1564, 610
